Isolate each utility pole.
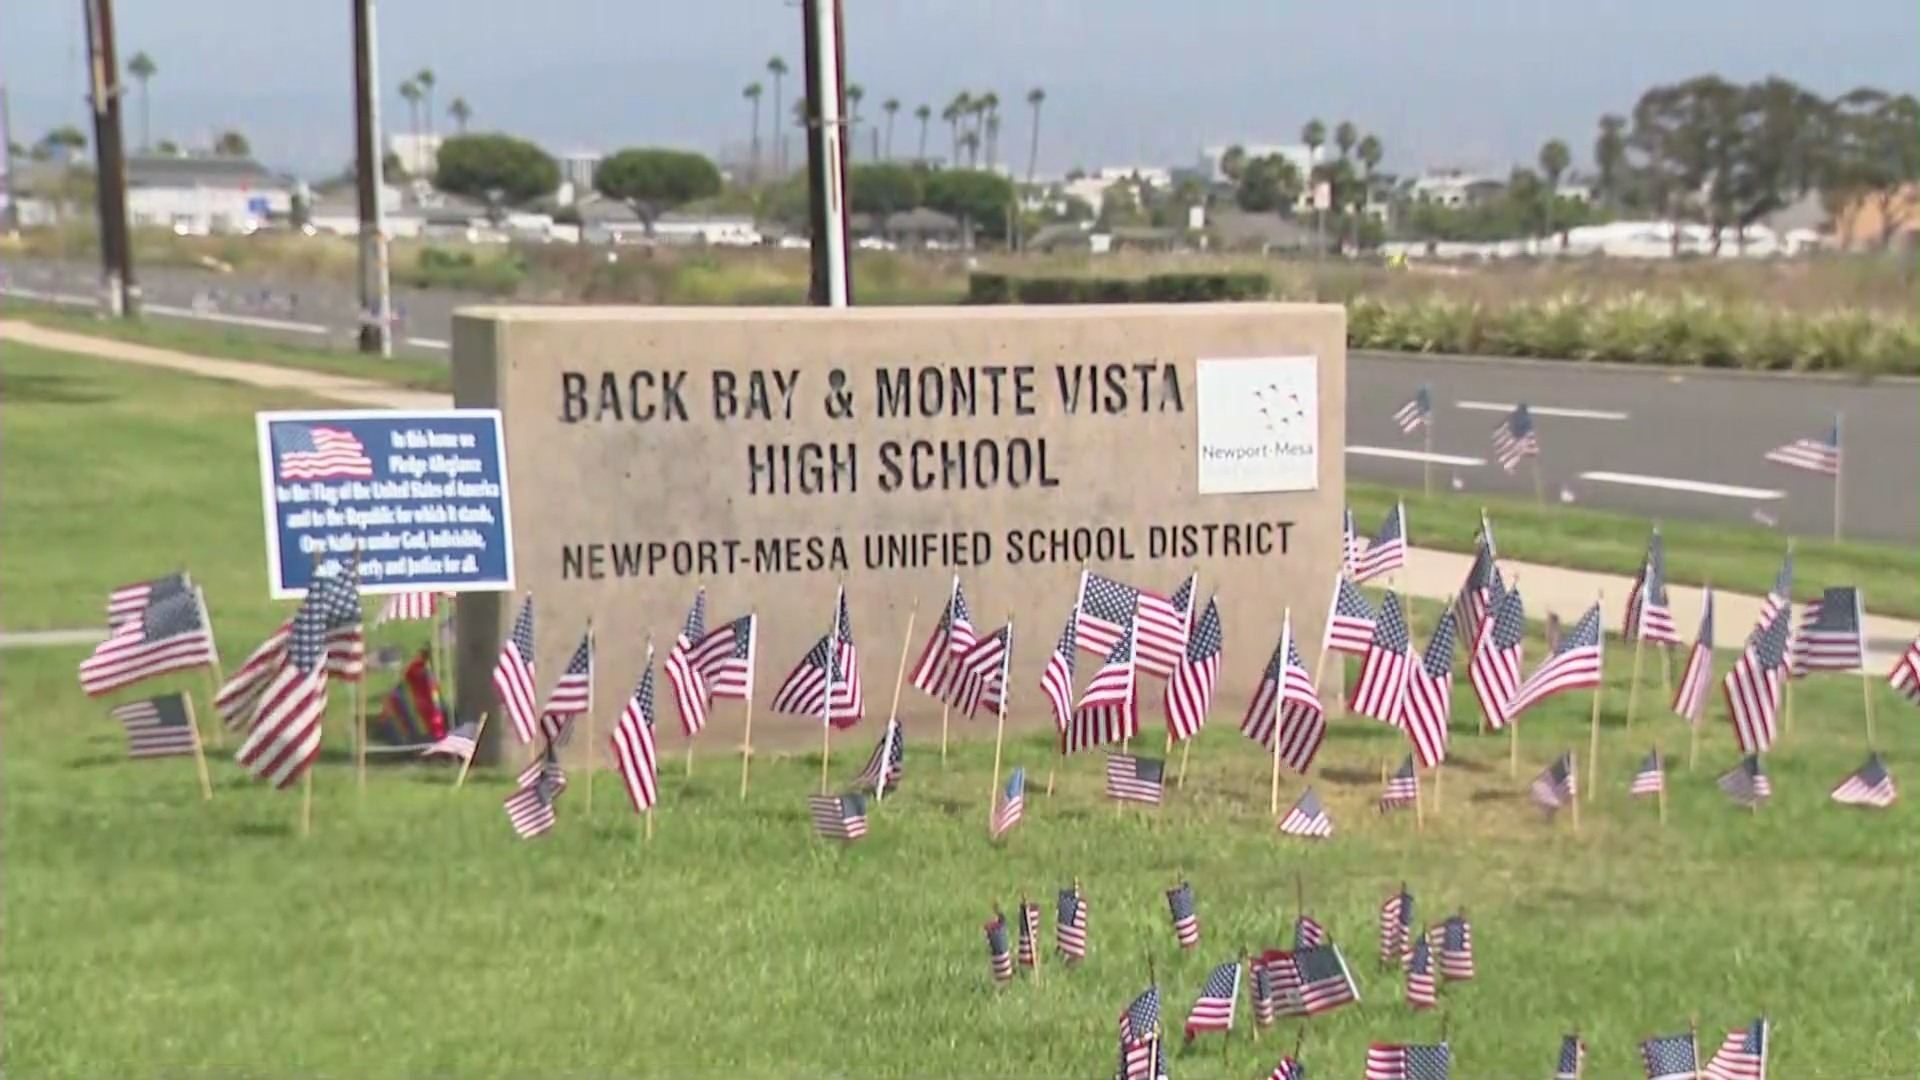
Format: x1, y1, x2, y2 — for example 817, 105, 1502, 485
351, 0, 393, 356
799, 0, 851, 307
83, 0, 138, 317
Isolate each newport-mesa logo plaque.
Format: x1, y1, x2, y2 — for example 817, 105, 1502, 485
1193, 356, 1320, 495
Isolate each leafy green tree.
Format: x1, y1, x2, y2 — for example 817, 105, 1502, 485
1537, 138, 1572, 240
40, 125, 86, 162
848, 162, 923, 223
398, 78, 422, 143
924, 167, 1013, 238
127, 51, 157, 150
1593, 114, 1627, 210
1220, 144, 1248, 185
434, 133, 559, 205
594, 147, 723, 233
1300, 119, 1325, 162
1334, 120, 1357, 160
155, 139, 179, 155
213, 129, 251, 157
1234, 153, 1302, 214
1823, 88, 1920, 247
448, 97, 472, 135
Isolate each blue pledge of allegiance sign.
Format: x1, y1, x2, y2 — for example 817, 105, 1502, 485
255, 409, 515, 598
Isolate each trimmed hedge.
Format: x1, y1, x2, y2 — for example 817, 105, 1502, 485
965, 274, 1917, 375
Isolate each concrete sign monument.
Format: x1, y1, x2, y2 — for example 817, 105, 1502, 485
450, 305, 1347, 764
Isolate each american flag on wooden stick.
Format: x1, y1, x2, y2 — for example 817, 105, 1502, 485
110, 693, 199, 759
1015, 899, 1041, 968
1241, 610, 1326, 774
421, 719, 480, 762
538, 629, 594, 742
233, 570, 362, 789
1136, 573, 1197, 679
1118, 986, 1165, 1080
1454, 519, 1499, 640
1166, 880, 1200, 948
1163, 596, 1222, 742
1764, 418, 1840, 476
951, 622, 1010, 718
1182, 959, 1240, 1038
1105, 752, 1165, 805
1642, 1032, 1701, 1080
1724, 604, 1791, 754
984, 913, 1014, 984
1056, 886, 1088, 960
1378, 885, 1413, 966
493, 596, 539, 744
1556, 1034, 1588, 1079
79, 589, 217, 696
610, 647, 659, 813
1756, 551, 1794, 630
1623, 529, 1681, 644
375, 591, 440, 625
1832, 752, 1897, 808
1672, 588, 1716, 723
1039, 606, 1079, 737
1491, 402, 1539, 472
1630, 748, 1665, 797
1393, 384, 1433, 433
1250, 959, 1277, 1027
771, 587, 864, 728
1400, 607, 1457, 768
107, 571, 190, 630
1366, 1041, 1452, 1080
1294, 914, 1328, 949
1719, 755, 1772, 807
1379, 755, 1419, 811
807, 791, 868, 840
991, 766, 1026, 837
664, 589, 711, 736
909, 575, 977, 699
1281, 943, 1361, 1016
853, 717, 905, 799
1351, 592, 1414, 723
1435, 913, 1474, 980
1343, 507, 1363, 578
697, 613, 756, 703
503, 741, 567, 839
1074, 570, 1137, 656
1530, 752, 1578, 810
1268, 1055, 1305, 1080
1352, 502, 1408, 584
1470, 585, 1527, 732
1505, 603, 1604, 720
1405, 934, 1437, 1009
1791, 585, 1865, 674
1889, 634, 1920, 704
1066, 625, 1139, 753
1702, 1017, 1767, 1080
1279, 787, 1333, 838
1325, 574, 1378, 657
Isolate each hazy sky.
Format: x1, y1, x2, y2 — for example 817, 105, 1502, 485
6, 0, 1917, 178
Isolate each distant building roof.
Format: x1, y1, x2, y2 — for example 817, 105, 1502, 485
126, 154, 286, 189
1209, 209, 1321, 251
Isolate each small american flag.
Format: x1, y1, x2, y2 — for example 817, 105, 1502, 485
664, 590, 711, 736
991, 766, 1026, 837
1507, 603, 1604, 720
1056, 886, 1088, 960
1351, 592, 1414, 723
830, 589, 865, 725
1630, 748, 1665, 797
1623, 529, 1682, 644
1469, 585, 1527, 732
1040, 606, 1079, 736
1286, 943, 1360, 1016
1702, 1016, 1767, 1080
503, 741, 568, 839
1455, 521, 1499, 640
375, 591, 439, 625
1394, 384, 1433, 434
1530, 752, 1578, 810
1352, 502, 1408, 584
1757, 550, 1795, 629
1491, 403, 1539, 472
421, 719, 480, 762
1435, 913, 1474, 979
909, 575, 978, 699
1889, 634, 1920, 704
493, 596, 539, 744
1401, 607, 1457, 768
1792, 586, 1864, 673
107, 571, 190, 630
1268, 1056, 1305, 1080
985, 913, 1014, 983
1067, 626, 1139, 753
1366, 1042, 1451, 1080
1672, 588, 1716, 723
1279, 787, 1333, 838
1642, 1032, 1700, 1080
1251, 960, 1277, 1027
1832, 752, 1897, 808
696, 613, 756, 703
1135, 573, 1196, 680
1106, 752, 1165, 805
771, 622, 844, 720
951, 622, 1011, 719
110, 693, 199, 759
1242, 611, 1326, 774
79, 590, 217, 697
1325, 574, 1378, 657
1076, 570, 1139, 656
1163, 596, 1223, 742
610, 648, 660, 813
1724, 604, 1791, 755
1182, 959, 1240, 1038
1119, 986, 1164, 1080
1763, 418, 1840, 476
1015, 899, 1041, 968
1294, 914, 1327, 949
539, 630, 594, 739
1405, 934, 1437, 1008
233, 571, 361, 789
1379, 885, 1413, 968
1380, 755, 1420, 812
853, 717, 905, 799
1556, 1033, 1587, 1079
1166, 880, 1200, 948
272, 423, 374, 480
1719, 755, 1771, 808
1343, 507, 1363, 577
807, 791, 868, 840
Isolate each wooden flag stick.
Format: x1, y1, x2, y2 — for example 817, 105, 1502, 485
1688, 699, 1702, 773
299, 768, 314, 838
1861, 667, 1878, 748
987, 614, 1011, 832
193, 578, 228, 750
1587, 588, 1605, 802
1508, 719, 1519, 778
454, 711, 488, 789
1689, 1018, 1704, 1080
1268, 638, 1286, 816
1624, 636, 1646, 733
183, 692, 214, 801
1433, 762, 1444, 815
1413, 766, 1425, 831
584, 620, 597, 816
645, 805, 655, 841
739, 611, 758, 800
887, 598, 919, 746
685, 739, 695, 778
1177, 737, 1193, 789
939, 701, 952, 765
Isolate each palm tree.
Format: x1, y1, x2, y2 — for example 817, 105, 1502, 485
881, 98, 900, 159
126, 51, 156, 151
448, 96, 471, 134
766, 56, 789, 173
1024, 87, 1045, 185
1301, 119, 1327, 250
1593, 114, 1627, 210
1353, 133, 1384, 248
913, 103, 931, 162
944, 92, 971, 165
415, 68, 437, 141
398, 78, 422, 149
959, 130, 980, 169
1301, 119, 1325, 162
743, 82, 764, 180
846, 83, 865, 159
985, 114, 1001, 172
1538, 138, 1572, 243
213, 129, 250, 157
977, 91, 1001, 169
1334, 120, 1357, 160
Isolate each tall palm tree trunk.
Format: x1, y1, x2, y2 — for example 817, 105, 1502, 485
1025, 103, 1042, 185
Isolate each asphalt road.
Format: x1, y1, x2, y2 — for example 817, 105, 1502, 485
9, 257, 1915, 544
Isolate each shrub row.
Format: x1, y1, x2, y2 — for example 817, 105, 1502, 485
965, 272, 1272, 305
965, 274, 1916, 375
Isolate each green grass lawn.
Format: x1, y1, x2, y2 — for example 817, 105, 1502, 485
3, 345, 1917, 1077
1350, 482, 1920, 621
0, 299, 452, 393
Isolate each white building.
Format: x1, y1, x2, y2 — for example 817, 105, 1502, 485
388, 133, 443, 177
561, 151, 602, 194
124, 155, 294, 234
1409, 169, 1505, 208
